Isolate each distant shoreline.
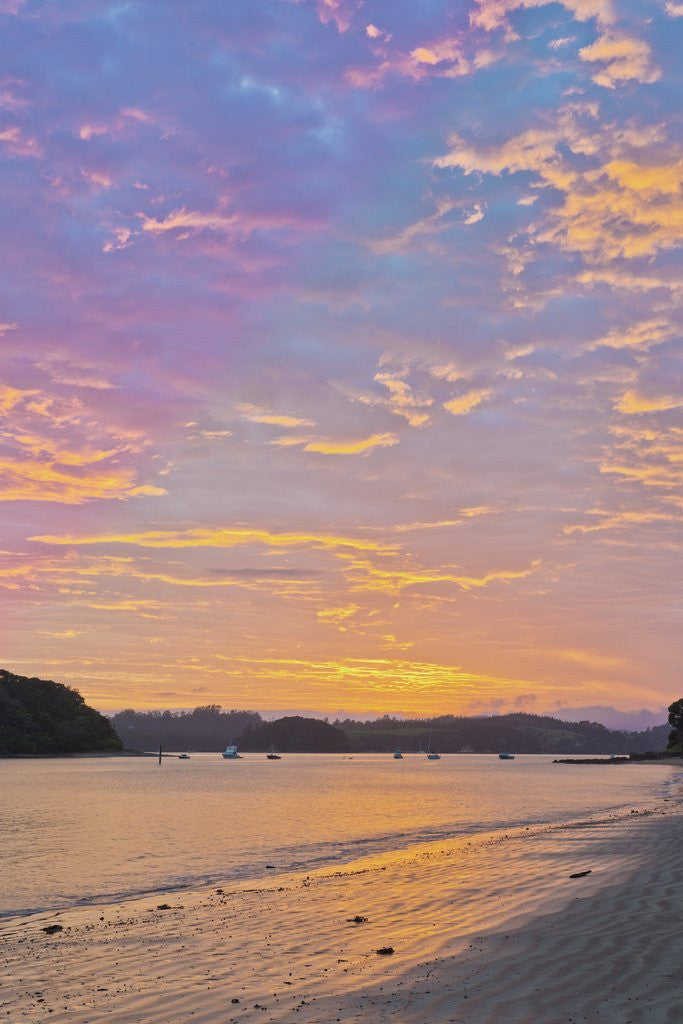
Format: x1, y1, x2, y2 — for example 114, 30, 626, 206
2, 749, 681, 761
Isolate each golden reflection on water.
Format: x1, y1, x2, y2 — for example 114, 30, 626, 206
0, 753, 665, 918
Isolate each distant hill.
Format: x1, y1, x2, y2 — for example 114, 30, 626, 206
238, 716, 350, 753
339, 713, 670, 756
100, 703, 671, 756
110, 705, 262, 752
541, 705, 667, 732
0, 669, 123, 756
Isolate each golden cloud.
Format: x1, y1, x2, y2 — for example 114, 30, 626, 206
586, 318, 674, 351
443, 388, 491, 416
30, 525, 398, 554
435, 109, 682, 273
470, 0, 614, 33
236, 402, 314, 428
564, 509, 676, 534
373, 370, 433, 426
212, 654, 549, 714
579, 34, 660, 88
316, 604, 361, 625
616, 390, 682, 414
0, 456, 166, 504
346, 557, 542, 594
0, 382, 36, 412
274, 432, 400, 455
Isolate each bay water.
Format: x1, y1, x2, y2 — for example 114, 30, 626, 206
1, 753, 676, 919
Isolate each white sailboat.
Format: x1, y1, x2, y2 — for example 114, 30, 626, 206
426, 731, 441, 760
222, 744, 242, 759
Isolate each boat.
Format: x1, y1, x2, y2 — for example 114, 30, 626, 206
393, 749, 403, 759
426, 731, 441, 760
267, 747, 282, 760
499, 751, 515, 760
222, 745, 242, 759
178, 753, 190, 760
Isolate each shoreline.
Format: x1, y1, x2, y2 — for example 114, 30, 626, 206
3, 750, 681, 760
2, 782, 681, 1023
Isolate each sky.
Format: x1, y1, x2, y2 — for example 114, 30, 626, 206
0, 0, 681, 717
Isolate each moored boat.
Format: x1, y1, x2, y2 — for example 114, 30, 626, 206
393, 749, 403, 759
426, 731, 441, 760
499, 751, 515, 760
222, 744, 242, 759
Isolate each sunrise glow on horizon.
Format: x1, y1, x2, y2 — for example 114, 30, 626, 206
1, 0, 681, 715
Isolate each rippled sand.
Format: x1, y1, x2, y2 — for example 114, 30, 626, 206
2, 792, 681, 1023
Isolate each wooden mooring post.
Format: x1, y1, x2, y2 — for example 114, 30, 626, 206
158, 743, 162, 765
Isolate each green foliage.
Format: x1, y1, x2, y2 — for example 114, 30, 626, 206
0, 669, 123, 756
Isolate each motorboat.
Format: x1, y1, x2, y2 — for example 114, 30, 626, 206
222, 745, 242, 759
178, 753, 190, 760
267, 747, 282, 760
499, 751, 515, 760
393, 749, 403, 759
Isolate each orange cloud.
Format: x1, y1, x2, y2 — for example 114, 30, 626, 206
616, 390, 682, 414
586, 318, 674, 351
346, 557, 542, 594
30, 525, 397, 554
564, 509, 676, 534
470, 0, 614, 33
304, 432, 399, 454
0, 382, 36, 412
316, 604, 360, 626
214, 654, 548, 714
443, 388, 491, 416
272, 432, 400, 454
0, 456, 166, 504
579, 34, 660, 88
603, 159, 683, 195
372, 370, 433, 426
236, 402, 314, 428
435, 108, 682, 271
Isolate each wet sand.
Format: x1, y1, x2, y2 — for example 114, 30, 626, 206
2, 790, 681, 1023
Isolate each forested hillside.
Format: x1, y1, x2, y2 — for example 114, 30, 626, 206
111, 705, 262, 751
238, 716, 350, 752
339, 713, 670, 755
0, 670, 122, 756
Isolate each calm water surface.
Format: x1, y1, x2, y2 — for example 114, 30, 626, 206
1, 753, 675, 918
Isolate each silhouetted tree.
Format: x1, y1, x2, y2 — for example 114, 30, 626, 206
111, 706, 262, 751
0, 670, 122, 756
666, 698, 683, 751
238, 716, 349, 752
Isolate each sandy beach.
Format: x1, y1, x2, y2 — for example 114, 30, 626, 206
2, 776, 681, 1024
